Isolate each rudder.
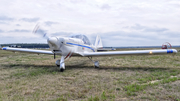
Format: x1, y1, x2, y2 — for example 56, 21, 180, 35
95, 35, 103, 49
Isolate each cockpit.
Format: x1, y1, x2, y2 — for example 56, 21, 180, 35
70, 34, 91, 45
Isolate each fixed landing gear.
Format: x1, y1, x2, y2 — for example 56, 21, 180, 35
59, 56, 65, 72
55, 56, 65, 72
55, 56, 99, 71
88, 57, 99, 68
94, 61, 99, 68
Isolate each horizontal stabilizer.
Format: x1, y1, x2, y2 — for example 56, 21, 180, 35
97, 48, 116, 51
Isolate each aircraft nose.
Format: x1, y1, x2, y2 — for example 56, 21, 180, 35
47, 37, 64, 50
47, 37, 59, 50
47, 37, 58, 45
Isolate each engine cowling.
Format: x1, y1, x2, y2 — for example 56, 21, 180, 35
47, 37, 64, 51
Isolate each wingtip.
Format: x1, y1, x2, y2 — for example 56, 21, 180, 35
170, 49, 178, 53
2, 47, 7, 50
173, 49, 178, 53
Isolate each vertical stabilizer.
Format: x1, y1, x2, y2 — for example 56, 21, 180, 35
95, 35, 103, 49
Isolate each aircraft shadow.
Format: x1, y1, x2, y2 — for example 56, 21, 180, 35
67, 65, 171, 72
1, 61, 174, 72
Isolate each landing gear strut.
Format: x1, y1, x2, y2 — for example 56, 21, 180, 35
55, 56, 65, 72
59, 56, 65, 72
88, 57, 99, 68
94, 61, 99, 68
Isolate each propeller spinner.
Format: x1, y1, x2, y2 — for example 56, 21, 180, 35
33, 23, 64, 52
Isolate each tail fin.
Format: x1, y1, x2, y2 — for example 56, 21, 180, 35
95, 35, 103, 49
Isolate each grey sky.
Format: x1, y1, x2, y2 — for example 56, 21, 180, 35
0, 0, 180, 46
20, 18, 40, 22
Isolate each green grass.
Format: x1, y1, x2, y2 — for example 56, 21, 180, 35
0, 49, 180, 100
123, 69, 180, 96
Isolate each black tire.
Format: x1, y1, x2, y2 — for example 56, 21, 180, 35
95, 66, 99, 68
60, 69, 64, 72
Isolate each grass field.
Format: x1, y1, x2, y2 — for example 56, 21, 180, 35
0, 49, 180, 101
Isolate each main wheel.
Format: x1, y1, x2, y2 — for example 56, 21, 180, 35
94, 61, 99, 68
95, 66, 99, 68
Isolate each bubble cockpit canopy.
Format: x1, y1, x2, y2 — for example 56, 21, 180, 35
70, 34, 91, 45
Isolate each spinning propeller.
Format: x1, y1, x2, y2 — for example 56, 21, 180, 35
33, 23, 49, 39
32, 23, 64, 59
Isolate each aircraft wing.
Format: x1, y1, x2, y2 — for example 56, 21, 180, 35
82, 49, 177, 57
2, 47, 54, 55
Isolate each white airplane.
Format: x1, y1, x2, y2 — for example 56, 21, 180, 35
1, 26, 178, 72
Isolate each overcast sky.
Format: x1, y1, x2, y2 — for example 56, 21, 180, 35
0, 0, 180, 47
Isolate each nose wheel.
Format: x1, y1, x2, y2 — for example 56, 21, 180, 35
60, 68, 64, 72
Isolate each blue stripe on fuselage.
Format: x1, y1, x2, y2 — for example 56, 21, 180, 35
167, 49, 173, 53
2, 48, 6, 50
66, 42, 95, 52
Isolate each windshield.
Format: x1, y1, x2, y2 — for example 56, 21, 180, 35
70, 35, 91, 45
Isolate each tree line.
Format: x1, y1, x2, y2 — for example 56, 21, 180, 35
0, 43, 49, 48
